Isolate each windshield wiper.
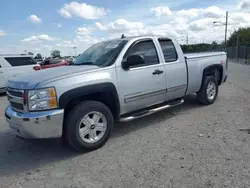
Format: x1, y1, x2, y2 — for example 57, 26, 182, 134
70, 62, 97, 66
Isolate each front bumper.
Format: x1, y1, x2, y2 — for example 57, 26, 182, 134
5, 106, 64, 139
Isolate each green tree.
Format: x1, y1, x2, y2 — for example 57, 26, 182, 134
227, 27, 250, 46
181, 42, 225, 53
211, 41, 218, 50
51, 50, 61, 58
34, 53, 42, 59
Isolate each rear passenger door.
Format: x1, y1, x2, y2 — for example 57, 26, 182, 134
117, 39, 166, 114
158, 38, 187, 101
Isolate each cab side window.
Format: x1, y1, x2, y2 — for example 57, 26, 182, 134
125, 40, 159, 68
158, 39, 178, 63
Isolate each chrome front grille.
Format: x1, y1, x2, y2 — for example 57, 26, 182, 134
9, 101, 24, 110
6, 88, 25, 112
7, 89, 23, 98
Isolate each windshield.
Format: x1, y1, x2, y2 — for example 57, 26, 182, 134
73, 39, 127, 66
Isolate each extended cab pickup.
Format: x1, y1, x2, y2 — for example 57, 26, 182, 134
5, 36, 228, 151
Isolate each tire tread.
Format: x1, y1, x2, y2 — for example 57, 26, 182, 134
197, 76, 218, 105
64, 100, 114, 151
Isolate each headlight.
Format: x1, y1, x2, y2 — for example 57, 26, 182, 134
28, 87, 57, 111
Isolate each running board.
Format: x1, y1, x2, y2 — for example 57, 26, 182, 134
119, 99, 184, 122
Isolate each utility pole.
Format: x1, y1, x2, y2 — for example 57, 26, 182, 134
224, 11, 228, 48
186, 35, 189, 45
213, 11, 229, 50
236, 32, 239, 62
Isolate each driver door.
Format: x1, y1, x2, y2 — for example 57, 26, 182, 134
116, 38, 166, 114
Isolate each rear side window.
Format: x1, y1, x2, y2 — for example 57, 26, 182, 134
158, 40, 178, 63
125, 40, 159, 66
4, 57, 37, 67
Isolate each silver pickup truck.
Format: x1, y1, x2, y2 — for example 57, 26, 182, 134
5, 35, 228, 151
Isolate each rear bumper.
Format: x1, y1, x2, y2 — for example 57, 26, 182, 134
5, 106, 64, 139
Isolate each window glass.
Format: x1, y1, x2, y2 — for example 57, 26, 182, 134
126, 40, 159, 67
159, 40, 178, 62
5, 57, 37, 66
74, 40, 127, 67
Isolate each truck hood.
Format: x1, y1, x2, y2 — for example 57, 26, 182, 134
7, 65, 99, 89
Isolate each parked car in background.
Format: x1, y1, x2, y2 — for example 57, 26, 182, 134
63, 56, 76, 64
35, 58, 43, 64
0, 54, 41, 93
39, 58, 69, 69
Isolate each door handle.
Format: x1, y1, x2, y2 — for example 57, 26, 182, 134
152, 69, 164, 75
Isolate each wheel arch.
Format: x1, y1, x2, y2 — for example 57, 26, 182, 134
201, 64, 223, 88
59, 82, 120, 119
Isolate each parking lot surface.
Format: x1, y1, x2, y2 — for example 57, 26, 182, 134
1, 61, 250, 188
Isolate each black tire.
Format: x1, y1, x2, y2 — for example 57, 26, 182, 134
64, 100, 114, 152
197, 76, 218, 105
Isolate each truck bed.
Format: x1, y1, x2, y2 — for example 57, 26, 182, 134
184, 51, 227, 95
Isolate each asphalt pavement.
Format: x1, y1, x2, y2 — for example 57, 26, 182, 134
0, 60, 250, 188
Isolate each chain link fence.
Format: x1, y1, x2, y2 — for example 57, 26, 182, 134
184, 45, 250, 64
226, 46, 250, 64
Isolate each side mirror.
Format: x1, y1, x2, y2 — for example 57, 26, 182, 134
122, 55, 145, 70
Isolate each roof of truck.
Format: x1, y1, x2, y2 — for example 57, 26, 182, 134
109, 35, 174, 41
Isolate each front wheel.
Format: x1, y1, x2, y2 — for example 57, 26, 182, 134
64, 101, 114, 151
197, 76, 218, 105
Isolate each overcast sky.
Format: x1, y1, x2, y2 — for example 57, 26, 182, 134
0, 0, 250, 56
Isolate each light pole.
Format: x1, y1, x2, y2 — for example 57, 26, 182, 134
213, 11, 228, 48
233, 29, 239, 62
73, 47, 77, 57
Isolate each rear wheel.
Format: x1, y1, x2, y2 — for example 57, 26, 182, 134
197, 76, 218, 105
64, 101, 114, 151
